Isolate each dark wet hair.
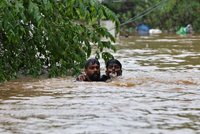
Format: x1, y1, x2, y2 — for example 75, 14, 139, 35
106, 59, 122, 68
85, 58, 100, 69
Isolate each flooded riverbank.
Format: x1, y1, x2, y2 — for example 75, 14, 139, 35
0, 34, 200, 134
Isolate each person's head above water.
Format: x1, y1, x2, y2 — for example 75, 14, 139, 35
84, 58, 100, 69
105, 59, 122, 78
76, 58, 100, 81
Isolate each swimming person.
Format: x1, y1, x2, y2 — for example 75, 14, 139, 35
76, 58, 101, 81
100, 59, 122, 82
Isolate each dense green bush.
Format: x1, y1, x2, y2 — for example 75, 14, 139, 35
0, 0, 120, 82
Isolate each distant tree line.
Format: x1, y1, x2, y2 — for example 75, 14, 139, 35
102, 0, 200, 35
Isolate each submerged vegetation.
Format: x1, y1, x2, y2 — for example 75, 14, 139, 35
0, 0, 119, 82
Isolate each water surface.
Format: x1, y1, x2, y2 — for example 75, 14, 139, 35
0, 34, 200, 134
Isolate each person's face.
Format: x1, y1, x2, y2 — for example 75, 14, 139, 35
106, 63, 122, 77
85, 63, 100, 81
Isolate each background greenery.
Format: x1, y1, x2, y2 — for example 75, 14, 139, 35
0, 0, 119, 82
102, 0, 200, 35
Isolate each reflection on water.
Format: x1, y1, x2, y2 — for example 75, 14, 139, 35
0, 35, 200, 134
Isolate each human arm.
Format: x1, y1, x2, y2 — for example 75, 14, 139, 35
76, 74, 87, 81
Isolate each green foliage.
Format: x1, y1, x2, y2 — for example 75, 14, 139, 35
152, 0, 200, 32
102, 0, 141, 32
103, 0, 200, 34
0, 0, 120, 82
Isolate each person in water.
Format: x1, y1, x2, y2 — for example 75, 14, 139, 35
100, 59, 122, 82
76, 58, 101, 81
76, 58, 122, 82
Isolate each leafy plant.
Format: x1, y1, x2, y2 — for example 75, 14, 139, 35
0, 0, 120, 82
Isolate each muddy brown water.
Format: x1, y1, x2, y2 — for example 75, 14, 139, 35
0, 34, 200, 134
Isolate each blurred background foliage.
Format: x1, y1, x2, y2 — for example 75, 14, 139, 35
102, 0, 200, 35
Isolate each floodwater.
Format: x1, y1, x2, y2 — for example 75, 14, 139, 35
0, 34, 200, 134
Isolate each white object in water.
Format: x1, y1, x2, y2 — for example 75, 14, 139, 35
149, 29, 162, 34
109, 72, 117, 78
